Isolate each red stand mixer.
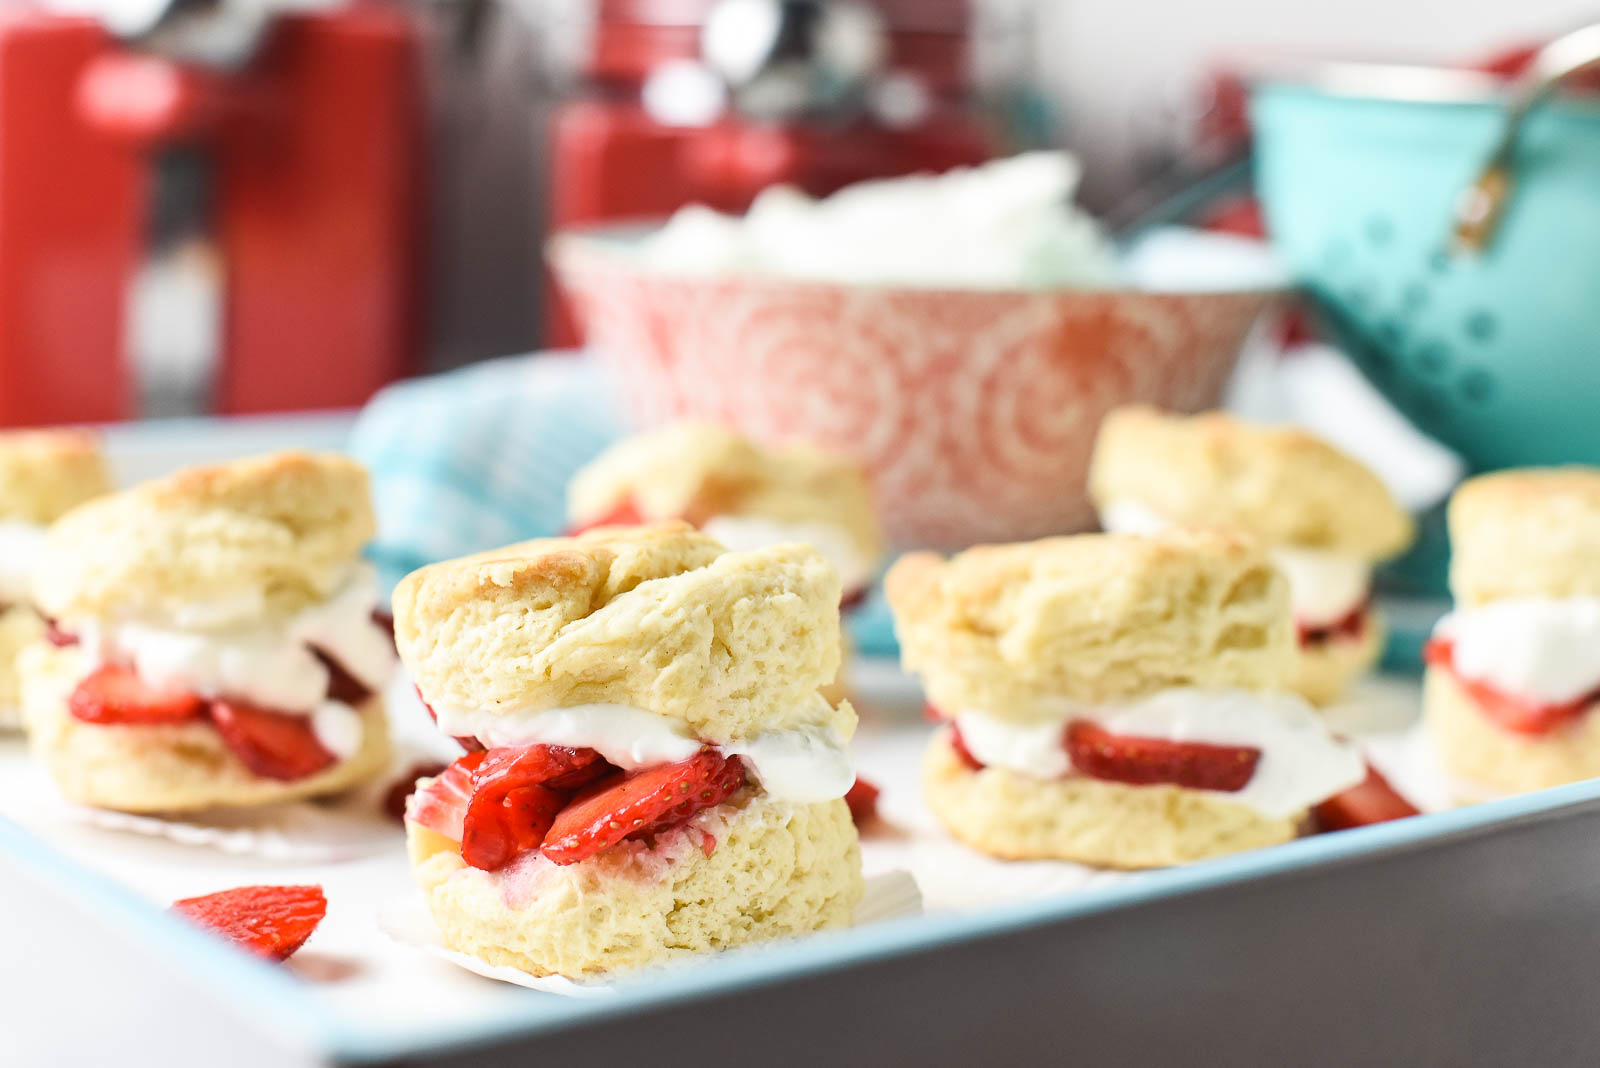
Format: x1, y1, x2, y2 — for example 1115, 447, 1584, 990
546, 0, 1002, 345
0, 0, 425, 426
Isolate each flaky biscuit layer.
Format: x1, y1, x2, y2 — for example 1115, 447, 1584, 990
393, 523, 852, 741
1448, 467, 1600, 605
887, 530, 1292, 719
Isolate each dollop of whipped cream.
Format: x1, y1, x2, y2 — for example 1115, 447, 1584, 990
955, 687, 1364, 819
76, 564, 395, 718
1100, 499, 1371, 628
0, 519, 49, 604
636, 152, 1119, 289
699, 514, 875, 596
433, 694, 855, 805
1434, 597, 1600, 704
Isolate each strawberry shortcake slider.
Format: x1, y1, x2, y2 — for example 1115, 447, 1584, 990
1425, 468, 1600, 794
394, 522, 864, 978
1089, 406, 1414, 705
567, 421, 884, 610
888, 531, 1366, 868
0, 430, 112, 727
19, 452, 395, 811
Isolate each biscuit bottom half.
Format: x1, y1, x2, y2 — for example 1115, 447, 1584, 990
922, 729, 1300, 869
1424, 667, 1600, 796
1287, 610, 1385, 707
406, 792, 863, 978
19, 644, 391, 812
0, 604, 44, 729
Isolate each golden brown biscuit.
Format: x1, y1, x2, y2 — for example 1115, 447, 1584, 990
1424, 666, 1600, 795
407, 792, 862, 978
567, 421, 884, 568
20, 643, 390, 812
0, 429, 113, 525
1088, 406, 1413, 559
34, 451, 373, 630
1448, 467, 1600, 606
886, 530, 1292, 720
921, 730, 1298, 868
392, 522, 853, 743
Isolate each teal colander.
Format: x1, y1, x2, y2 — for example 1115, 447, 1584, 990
1251, 34, 1600, 471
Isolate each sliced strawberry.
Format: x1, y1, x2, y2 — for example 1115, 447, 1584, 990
1297, 599, 1371, 647
406, 752, 485, 840
1425, 638, 1591, 735
369, 609, 395, 643
170, 884, 326, 961
844, 776, 880, 824
923, 702, 948, 724
948, 725, 985, 771
458, 745, 610, 870
209, 700, 337, 781
1313, 763, 1420, 831
1065, 721, 1261, 792
44, 619, 79, 647
542, 750, 744, 866
565, 497, 645, 535
314, 648, 374, 706
384, 760, 450, 823
840, 587, 869, 613
416, 686, 485, 753
68, 665, 206, 725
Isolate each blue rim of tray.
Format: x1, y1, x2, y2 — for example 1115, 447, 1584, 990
6, 768, 1600, 1063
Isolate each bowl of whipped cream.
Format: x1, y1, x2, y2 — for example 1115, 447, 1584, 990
552, 152, 1287, 549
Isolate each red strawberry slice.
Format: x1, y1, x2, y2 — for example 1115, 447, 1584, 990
44, 619, 79, 647
1065, 721, 1261, 792
68, 665, 206, 725
1313, 763, 1420, 831
406, 752, 485, 840
1425, 638, 1591, 734
948, 725, 985, 771
458, 744, 610, 870
209, 700, 338, 782
314, 648, 374, 706
384, 760, 451, 824
542, 750, 745, 866
565, 497, 645, 536
170, 884, 327, 961
923, 702, 948, 724
1297, 599, 1371, 647
844, 776, 880, 824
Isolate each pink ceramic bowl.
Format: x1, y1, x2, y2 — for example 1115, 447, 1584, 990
551, 228, 1280, 550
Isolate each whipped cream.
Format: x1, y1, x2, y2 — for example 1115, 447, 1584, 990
954, 688, 1364, 819
75, 565, 394, 755
0, 519, 48, 603
1434, 597, 1600, 704
1100, 499, 1371, 627
699, 514, 875, 595
433, 695, 855, 804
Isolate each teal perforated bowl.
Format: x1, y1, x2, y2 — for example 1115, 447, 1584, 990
1252, 66, 1600, 469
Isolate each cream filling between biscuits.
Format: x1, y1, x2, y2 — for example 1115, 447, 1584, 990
952, 688, 1365, 819
1433, 597, 1600, 705
1099, 499, 1371, 628
71, 564, 394, 757
0, 519, 48, 603
433, 694, 855, 804
698, 515, 876, 596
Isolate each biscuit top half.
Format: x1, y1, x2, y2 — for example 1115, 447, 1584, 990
1449, 467, 1600, 605
0, 429, 113, 525
33, 451, 375, 629
568, 421, 884, 564
886, 530, 1294, 721
1089, 406, 1414, 560
392, 522, 853, 743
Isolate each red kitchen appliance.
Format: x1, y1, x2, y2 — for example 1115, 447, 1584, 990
0, 2, 424, 427
546, 0, 1002, 345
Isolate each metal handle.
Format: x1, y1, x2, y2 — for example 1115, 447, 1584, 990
1452, 23, 1600, 253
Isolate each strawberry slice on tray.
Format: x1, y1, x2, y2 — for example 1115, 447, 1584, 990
1065, 721, 1262, 793
170, 884, 327, 961
1313, 763, 1420, 832
209, 699, 338, 782
68, 665, 207, 725
542, 749, 745, 866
